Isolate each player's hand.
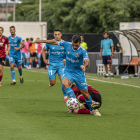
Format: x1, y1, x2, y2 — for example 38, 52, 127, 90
80, 65, 86, 72
5, 51, 9, 56
62, 59, 66, 64
34, 39, 41, 43
99, 53, 102, 57
112, 54, 114, 58
14, 47, 19, 51
44, 59, 50, 65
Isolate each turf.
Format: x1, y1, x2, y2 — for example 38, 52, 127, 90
0, 67, 140, 140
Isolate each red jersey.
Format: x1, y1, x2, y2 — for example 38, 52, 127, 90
0, 36, 9, 58
71, 84, 100, 97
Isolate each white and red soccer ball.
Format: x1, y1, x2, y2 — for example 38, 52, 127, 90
66, 98, 79, 110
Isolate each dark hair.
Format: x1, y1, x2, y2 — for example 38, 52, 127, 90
80, 34, 84, 37
54, 29, 61, 33
0, 27, 4, 31
10, 26, 15, 30
30, 38, 33, 41
103, 32, 109, 35
26, 38, 29, 41
72, 34, 81, 43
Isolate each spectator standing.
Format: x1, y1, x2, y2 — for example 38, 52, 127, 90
80, 34, 88, 50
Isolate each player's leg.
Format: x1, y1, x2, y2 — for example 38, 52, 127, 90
133, 60, 140, 78
61, 72, 76, 98
107, 55, 114, 78
37, 53, 41, 68
0, 64, 3, 86
103, 56, 109, 78
9, 56, 16, 85
26, 52, 30, 68
35, 56, 39, 68
29, 56, 33, 69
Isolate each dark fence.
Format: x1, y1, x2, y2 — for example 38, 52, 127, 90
47, 33, 118, 52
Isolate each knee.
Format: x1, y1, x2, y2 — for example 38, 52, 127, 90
81, 91, 90, 99
10, 65, 14, 69
62, 80, 69, 89
138, 60, 140, 65
0, 65, 3, 72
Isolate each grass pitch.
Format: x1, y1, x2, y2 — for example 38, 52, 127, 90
0, 67, 140, 140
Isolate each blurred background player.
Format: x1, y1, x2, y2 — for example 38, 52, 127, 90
36, 38, 42, 68
8, 26, 24, 85
99, 32, 114, 78
28, 38, 39, 69
0, 27, 10, 87
68, 84, 102, 116
41, 29, 67, 102
133, 59, 140, 78
21, 40, 26, 67
35, 34, 100, 115
80, 34, 88, 50
24, 38, 30, 68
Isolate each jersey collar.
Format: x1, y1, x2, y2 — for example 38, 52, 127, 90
11, 34, 17, 39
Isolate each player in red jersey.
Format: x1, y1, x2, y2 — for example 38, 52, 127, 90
0, 27, 10, 86
68, 84, 102, 116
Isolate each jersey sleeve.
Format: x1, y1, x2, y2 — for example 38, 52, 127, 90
110, 39, 114, 46
18, 37, 23, 43
100, 40, 103, 48
6, 37, 9, 44
45, 43, 49, 50
83, 49, 89, 60
58, 41, 68, 49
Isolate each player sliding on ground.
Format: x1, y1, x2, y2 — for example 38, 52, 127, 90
35, 34, 100, 115
68, 84, 102, 116
8, 26, 25, 85
41, 29, 67, 102
0, 27, 10, 87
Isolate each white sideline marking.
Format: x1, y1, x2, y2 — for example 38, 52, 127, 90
86, 76, 140, 89
4, 67, 140, 89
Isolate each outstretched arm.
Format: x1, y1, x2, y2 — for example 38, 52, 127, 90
35, 39, 58, 45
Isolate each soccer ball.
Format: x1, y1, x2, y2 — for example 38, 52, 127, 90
66, 98, 79, 110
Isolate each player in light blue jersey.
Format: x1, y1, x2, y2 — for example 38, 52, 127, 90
8, 26, 25, 85
42, 29, 67, 102
35, 34, 100, 116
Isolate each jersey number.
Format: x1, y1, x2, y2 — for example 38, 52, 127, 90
48, 70, 52, 76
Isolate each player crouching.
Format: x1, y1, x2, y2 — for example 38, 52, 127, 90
68, 84, 102, 116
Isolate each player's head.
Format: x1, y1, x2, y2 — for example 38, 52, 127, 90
26, 38, 29, 42
80, 34, 84, 42
54, 29, 62, 41
103, 32, 109, 39
0, 27, 4, 36
30, 37, 34, 42
10, 26, 16, 35
72, 34, 81, 50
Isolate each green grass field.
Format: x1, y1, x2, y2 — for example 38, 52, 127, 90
0, 67, 140, 140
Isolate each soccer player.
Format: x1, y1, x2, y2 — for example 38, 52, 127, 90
0, 27, 10, 86
99, 32, 114, 78
24, 38, 30, 68
36, 38, 42, 68
133, 59, 140, 78
68, 84, 102, 116
41, 29, 67, 101
21, 40, 26, 67
35, 34, 100, 115
28, 38, 39, 69
8, 26, 24, 85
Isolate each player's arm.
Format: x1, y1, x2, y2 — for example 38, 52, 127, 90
14, 41, 25, 51
5, 44, 10, 56
42, 47, 50, 65
99, 40, 103, 57
110, 39, 114, 58
35, 39, 58, 45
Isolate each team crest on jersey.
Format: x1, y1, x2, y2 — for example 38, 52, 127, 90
15, 40, 17, 42
107, 41, 109, 43
61, 46, 64, 49
76, 53, 79, 57
2, 39, 5, 42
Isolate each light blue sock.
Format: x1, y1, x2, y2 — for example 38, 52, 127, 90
31, 62, 33, 67
38, 60, 41, 67
10, 69, 15, 81
26, 60, 29, 67
64, 87, 76, 98
15, 63, 17, 67
22, 59, 25, 64
85, 95, 94, 111
18, 68, 22, 77
62, 86, 67, 97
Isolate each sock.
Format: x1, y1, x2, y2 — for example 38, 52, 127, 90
10, 69, 16, 81
36, 61, 38, 65
106, 74, 109, 76
135, 73, 138, 75
38, 60, 41, 67
111, 73, 113, 75
22, 59, 25, 64
18, 68, 22, 77
15, 63, 17, 67
31, 62, 33, 67
78, 109, 90, 114
0, 75, 2, 82
26, 60, 29, 67
62, 86, 67, 98
79, 95, 86, 103
64, 87, 76, 98
85, 95, 94, 111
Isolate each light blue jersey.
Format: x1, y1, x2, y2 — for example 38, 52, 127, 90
58, 41, 89, 91
58, 41, 89, 75
8, 35, 23, 65
101, 38, 114, 56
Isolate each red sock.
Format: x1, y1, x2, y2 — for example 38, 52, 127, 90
0, 75, 3, 82
78, 109, 90, 114
79, 95, 86, 103
36, 62, 38, 64
29, 63, 31, 65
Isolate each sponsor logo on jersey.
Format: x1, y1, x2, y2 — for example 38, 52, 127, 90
52, 47, 55, 49
2, 39, 5, 42
0, 43, 4, 46
76, 53, 79, 57
68, 52, 70, 54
